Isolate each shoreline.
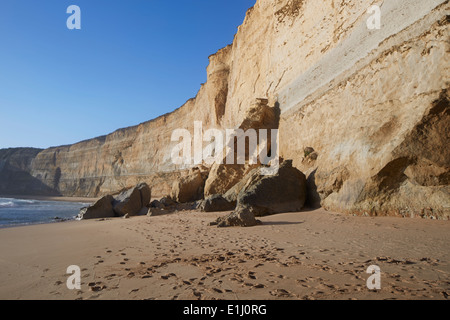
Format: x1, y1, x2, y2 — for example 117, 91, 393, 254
0, 195, 98, 229
0, 218, 77, 230
0, 208, 448, 300
0, 195, 98, 204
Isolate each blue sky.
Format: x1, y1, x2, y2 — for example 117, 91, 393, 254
0, 0, 255, 149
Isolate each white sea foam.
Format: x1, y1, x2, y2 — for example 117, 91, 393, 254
17, 199, 37, 204
0, 198, 86, 228
0, 198, 37, 208
0, 201, 14, 208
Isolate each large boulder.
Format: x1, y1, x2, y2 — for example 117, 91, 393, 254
113, 187, 143, 216
171, 169, 205, 203
113, 183, 151, 217
208, 160, 307, 227
150, 196, 176, 209
204, 163, 255, 198
234, 160, 307, 216
137, 183, 151, 208
222, 166, 260, 203
204, 99, 280, 197
77, 195, 115, 220
198, 194, 236, 212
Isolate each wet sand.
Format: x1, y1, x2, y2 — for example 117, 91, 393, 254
0, 209, 448, 300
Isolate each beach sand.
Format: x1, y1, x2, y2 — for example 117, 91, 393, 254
0, 208, 448, 300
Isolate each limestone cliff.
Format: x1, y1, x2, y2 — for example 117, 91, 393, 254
1, 0, 448, 218
0, 148, 58, 196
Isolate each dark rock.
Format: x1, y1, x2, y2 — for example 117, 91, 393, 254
198, 194, 236, 212
77, 195, 115, 220
160, 196, 176, 207
208, 160, 307, 227
210, 206, 261, 228
235, 160, 307, 216
113, 183, 151, 217
150, 200, 163, 209
113, 187, 142, 217
53, 216, 68, 222
76, 183, 152, 219
150, 196, 176, 209
137, 183, 151, 208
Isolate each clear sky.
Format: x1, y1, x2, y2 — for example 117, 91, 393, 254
0, 0, 256, 149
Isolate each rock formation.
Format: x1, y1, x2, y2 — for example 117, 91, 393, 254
147, 196, 197, 217
77, 195, 115, 220
78, 183, 151, 219
197, 194, 236, 213
0, 0, 448, 219
210, 206, 261, 228
206, 160, 307, 227
0, 148, 58, 196
233, 160, 307, 217
170, 168, 206, 203
113, 183, 151, 217
204, 98, 280, 197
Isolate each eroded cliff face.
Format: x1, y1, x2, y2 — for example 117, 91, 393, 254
28, 45, 234, 198
0, 148, 58, 196
1, 0, 448, 218
226, 0, 449, 219
275, 1, 449, 219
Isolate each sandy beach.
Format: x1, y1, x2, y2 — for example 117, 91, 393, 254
0, 208, 448, 300
1, 0, 448, 306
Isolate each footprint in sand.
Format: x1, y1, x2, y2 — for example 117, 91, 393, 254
88, 282, 106, 292
161, 273, 177, 280
270, 289, 292, 298
211, 288, 223, 294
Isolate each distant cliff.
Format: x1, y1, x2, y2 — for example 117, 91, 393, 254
1, 0, 448, 219
0, 148, 59, 196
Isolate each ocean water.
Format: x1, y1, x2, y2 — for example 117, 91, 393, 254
0, 197, 90, 228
